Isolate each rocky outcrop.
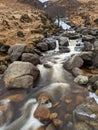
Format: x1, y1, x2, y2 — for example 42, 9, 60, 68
3, 61, 40, 89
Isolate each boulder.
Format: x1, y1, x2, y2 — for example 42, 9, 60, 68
74, 75, 88, 85
59, 37, 69, 46
8, 44, 26, 62
34, 105, 50, 121
46, 38, 56, 50
83, 41, 93, 51
63, 55, 84, 70
79, 51, 93, 66
92, 51, 98, 67
36, 42, 48, 52
82, 35, 95, 43
94, 40, 98, 50
92, 81, 98, 90
3, 61, 40, 88
79, 51, 93, 61
72, 67, 84, 77
22, 53, 40, 65
89, 75, 98, 84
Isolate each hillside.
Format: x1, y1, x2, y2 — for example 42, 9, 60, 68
0, 0, 58, 45
45, 0, 98, 27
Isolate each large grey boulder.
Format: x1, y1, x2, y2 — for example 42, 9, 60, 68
63, 55, 84, 70
22, 53, 40, 65
8, 44, 26, 62
3, 61, 40, 89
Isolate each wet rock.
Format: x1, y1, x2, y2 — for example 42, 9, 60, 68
50, 113, 58, 120
63, 55, 84, 70
37, 93, 51, 104
74, 75, 88, 85
20, 14, 32, 23
59, 46, 70, 53
79, 51, 93, 66
92, 81, 98, 90
46, 38, 56, 50
74, 98, 98, 121
92, 51, 98, 67
3, 61, 40, 88
82, 35, 95, 43
59, 37, 69, 46
93, 40, 98, 50
64, 113, 72, 122
36, 42, 48, 52
89, 75, 98, 84
34, 105, 50, 121
72, 67, 84, 77
75, 122, 92, 130
79, 51, 93, 61
46, 123, 56, 130
83, 41, 93, 51
8, 44, 26, 62
22, 53, 40, 65
4, 93, 25, 103
53, 119, 63, 128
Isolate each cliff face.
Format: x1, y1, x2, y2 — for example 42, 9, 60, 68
0, 0, 58, 45
45, 0, 98, 27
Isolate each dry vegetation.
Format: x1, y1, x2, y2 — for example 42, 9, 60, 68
0, 0, 57, 45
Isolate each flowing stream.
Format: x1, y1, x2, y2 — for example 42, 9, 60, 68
0, 20, 98, 130
0, 38, 90, 130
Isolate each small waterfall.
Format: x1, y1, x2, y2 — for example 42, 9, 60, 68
54, 40, 59, 52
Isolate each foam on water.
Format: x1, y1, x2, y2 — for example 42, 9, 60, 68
89, 92, 98, 104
